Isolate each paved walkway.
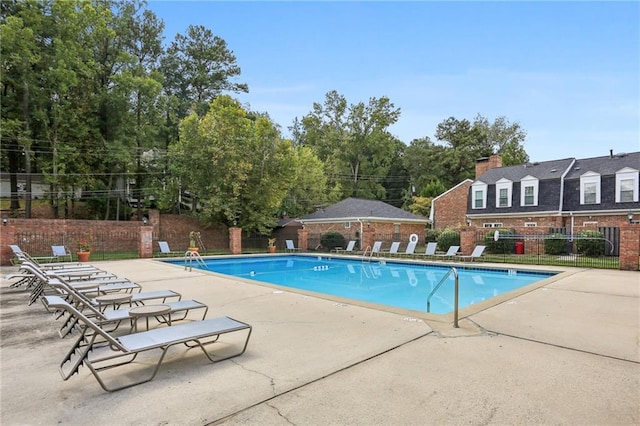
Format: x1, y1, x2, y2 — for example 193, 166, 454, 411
1, 258, 638, 425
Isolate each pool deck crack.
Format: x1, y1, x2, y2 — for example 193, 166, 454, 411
206, 330, 434, 425
470, 320, 640, 365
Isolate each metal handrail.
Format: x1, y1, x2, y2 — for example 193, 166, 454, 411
426, 266, 459, 328
184, 250, 208, 271
361, 245, 372, 262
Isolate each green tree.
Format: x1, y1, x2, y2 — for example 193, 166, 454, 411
382, 139, 410, 208
434, 116, 492, 186
295, 90, 401, 200
473, 114, 529, 165
171, 96, 295, 233
161, 24, 248, 118
281, 146, 332, 217
1, 1, 44, 216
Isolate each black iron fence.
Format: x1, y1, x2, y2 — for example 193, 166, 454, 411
475, 228, 620, 269
14, 229, 140, 261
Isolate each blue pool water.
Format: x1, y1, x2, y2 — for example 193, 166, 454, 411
170, 255, 555, 314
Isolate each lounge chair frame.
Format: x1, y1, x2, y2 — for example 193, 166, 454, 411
285, 240, 300, 252
158, 241, 183, 257
48, 299, 252, 392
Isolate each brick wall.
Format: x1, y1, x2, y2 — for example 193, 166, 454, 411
475, 154, 503, 178
433, 181, 471, 230
156, 213, 228, 251
302, 221, 425, 250
619, 224, 640, 270
0, 210, 230, 265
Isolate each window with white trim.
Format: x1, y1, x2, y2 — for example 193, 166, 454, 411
520, 175, 539, 206
615, 167, 639, 203
471, 181, 487, 209
344, 221, 351, 228
524, 222, 537, 227
580, 172, 601, 205
495, 178, 512, 208
483, 222, 503, 228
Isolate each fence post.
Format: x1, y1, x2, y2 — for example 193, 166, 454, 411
619, 224, 639, 271
298, 227, 308, 251
139, 224, 153, 258
229, 227, 242, 254
0, 223, 16, 265
459, 226, 476, 255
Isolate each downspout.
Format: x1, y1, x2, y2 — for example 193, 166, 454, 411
569, 212, 574, 241
356, 219, 364, 250
558, 159, 575, 214
428, 199, 435, 229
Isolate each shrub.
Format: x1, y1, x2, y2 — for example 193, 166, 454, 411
544, 233, 567, 255
437, 229, 459, 252
576, 230, 605, 256
425, 228, 439, 243
320, 231, 345, 250
483, 229, 515, 254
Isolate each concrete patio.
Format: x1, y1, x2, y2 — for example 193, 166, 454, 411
1, 257, 638, 425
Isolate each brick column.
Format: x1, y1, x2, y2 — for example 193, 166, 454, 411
0, 224, 16, 266
619, 224, 639, 271
362, 226, 376, 251
139, 225, 153, 258
459, 226, 476, 255
147, 209, 160, 236
298, 228, 308, 251
229, 227, 242, 255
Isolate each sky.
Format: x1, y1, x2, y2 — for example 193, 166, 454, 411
147, 1, 640, 162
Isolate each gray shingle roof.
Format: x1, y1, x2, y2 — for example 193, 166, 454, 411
476, 158, 575, 184
300, 197, 428, 222
564, 152, 640, 179
477, 152, 640, 183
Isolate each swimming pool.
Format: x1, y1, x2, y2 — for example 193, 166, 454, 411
167, 255, 556, 315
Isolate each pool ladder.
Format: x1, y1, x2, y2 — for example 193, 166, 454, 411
426, 267, 459, 328
361, 245, 376, 262
184, 250, 208, 271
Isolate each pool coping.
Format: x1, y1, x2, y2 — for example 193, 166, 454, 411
157, 252, 575, 325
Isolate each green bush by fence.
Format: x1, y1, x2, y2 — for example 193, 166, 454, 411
484, 229, 516, 254
437, 229, 460, 251
320, 231, 346, 250
544, 233, 568, 255
576, 230, 605, 256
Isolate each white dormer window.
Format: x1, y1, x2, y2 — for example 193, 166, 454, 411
520, 175, 539, 206
580, 172, 601, 205
615, 167, 639, 203
471, 181, 487, 209
495, 178, 512, 208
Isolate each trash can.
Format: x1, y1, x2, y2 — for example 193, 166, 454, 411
515, 241, 524, 255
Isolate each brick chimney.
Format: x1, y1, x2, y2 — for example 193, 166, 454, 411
475, 154, 502, 178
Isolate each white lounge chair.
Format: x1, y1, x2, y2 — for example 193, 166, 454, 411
46, 298, 252, 392
371, 241, 382, 256
51, 245, 73, 262
457, 245, 486, 262
400, 241, 417, 257
422, 242, 438, 257
333, 240, 356, 254
433, 245, 459, 259
285, 240, 300, 252
158, 241, 183, 257
385, 242, 401, 256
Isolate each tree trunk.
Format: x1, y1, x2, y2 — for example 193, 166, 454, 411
21, 80, 32, 218
8, 140, 21, 211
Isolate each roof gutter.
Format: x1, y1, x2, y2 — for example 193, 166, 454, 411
558, 159, 576, 214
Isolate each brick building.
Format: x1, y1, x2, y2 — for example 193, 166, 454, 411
298, 197, 429, 251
